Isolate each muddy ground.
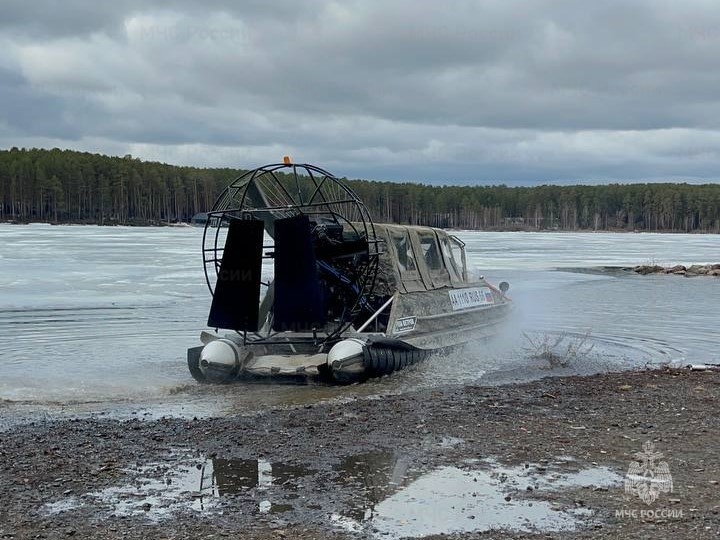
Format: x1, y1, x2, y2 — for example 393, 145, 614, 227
1, 368, 718, 539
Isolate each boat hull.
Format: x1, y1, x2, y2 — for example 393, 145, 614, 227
187, 289, 511, 384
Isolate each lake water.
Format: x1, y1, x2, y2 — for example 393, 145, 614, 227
0, 224, 718, 421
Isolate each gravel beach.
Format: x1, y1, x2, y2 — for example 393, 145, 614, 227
1, 368, 718, 539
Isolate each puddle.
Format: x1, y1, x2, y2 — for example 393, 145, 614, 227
333, 458, 623, 538
91, 463, 210, 518
42, 451, 623, 535
479, 458, 621, 492
42, 457, 314, 521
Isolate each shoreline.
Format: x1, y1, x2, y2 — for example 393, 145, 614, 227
633, 263, 720, 277
2, 220, 720, 234
1, 367, 718, 539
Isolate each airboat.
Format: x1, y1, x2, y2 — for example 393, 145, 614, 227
188, 159, 511, 383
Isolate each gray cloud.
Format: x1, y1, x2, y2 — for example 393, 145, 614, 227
1, 0, 720, 183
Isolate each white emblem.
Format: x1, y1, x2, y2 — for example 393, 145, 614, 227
393, 316, 417, 334
624, 441, 673, 505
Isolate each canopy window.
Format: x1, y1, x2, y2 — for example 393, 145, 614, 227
391, 229, 418, 274
388, 228, 425, 292
416, 230, 451, 288
437, 235, 458, 282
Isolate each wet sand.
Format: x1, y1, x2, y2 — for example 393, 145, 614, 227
1, 368, 718, 539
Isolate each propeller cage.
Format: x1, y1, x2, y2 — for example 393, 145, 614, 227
202, 162, 380, 347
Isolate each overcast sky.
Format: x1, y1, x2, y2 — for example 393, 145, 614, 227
2, 1, 720, 184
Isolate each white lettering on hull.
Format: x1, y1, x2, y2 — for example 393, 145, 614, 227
449, 287, 495, 310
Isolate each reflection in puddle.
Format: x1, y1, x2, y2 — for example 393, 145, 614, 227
42, 457, 314, 521
333, 456, 623, 538
208, 457, 313, 515
333, 451, 413, 522
208, 457, 312, 497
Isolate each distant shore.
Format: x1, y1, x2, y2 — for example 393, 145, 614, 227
0, 220, 194, 228
5, 148, 720, 236
633, 263, 720, 276
2, 220, 718, 234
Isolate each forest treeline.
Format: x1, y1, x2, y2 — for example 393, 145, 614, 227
2, 147, 720, 232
